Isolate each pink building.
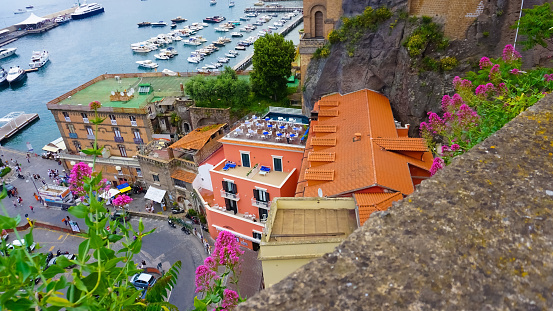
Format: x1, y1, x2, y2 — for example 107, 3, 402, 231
198, 113, 308, 250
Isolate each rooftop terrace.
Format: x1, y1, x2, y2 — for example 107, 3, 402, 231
213, 161, 295, 188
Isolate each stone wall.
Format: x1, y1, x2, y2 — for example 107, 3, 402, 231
237, 93, 553, 310
189, 106, 231, 130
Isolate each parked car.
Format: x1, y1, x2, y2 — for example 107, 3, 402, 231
47, 253, 77, 269
7, 239, 37, 252
130, 272, 157, 298
111, 210, 131, 222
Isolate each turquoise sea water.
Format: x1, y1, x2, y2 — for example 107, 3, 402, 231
0, 0, 302, 151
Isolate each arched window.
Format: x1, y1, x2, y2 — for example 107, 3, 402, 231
314, 11, 324, 38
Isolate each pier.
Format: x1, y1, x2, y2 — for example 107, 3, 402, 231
244, 7, 303, 13
0, 112, 40, 143
233, 15, 303, 71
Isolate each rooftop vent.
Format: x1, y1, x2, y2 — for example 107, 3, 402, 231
353, 133, 362, 142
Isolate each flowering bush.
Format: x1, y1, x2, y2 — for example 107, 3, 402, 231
421, 44, 553, 174
193, 230, 245, 311
68, 161, 92, 199
112, 194, 133, 207
89, 100, 101, 110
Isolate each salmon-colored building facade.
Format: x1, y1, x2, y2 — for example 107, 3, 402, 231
199, 114, 308, 250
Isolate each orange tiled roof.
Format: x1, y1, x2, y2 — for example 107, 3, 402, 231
171, 170, 197, 183
354, 192, 403, 225
304, 169, 335, 181
169, 124, 225, 150
318, 101, 339, 107
312, 125, 337, 133
318, 109, 339, 117
308, 152, 336, 162
373, 138, 429, 152
296, 89, 433, 198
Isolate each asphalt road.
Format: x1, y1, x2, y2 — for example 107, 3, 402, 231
0, 148, 206, 310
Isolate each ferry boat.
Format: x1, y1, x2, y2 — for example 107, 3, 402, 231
171, 16, 187, 23
137, 21, 151, 27
136, 60, 158, 69
71, 3, 104, 20
0, 48, 17, 60
29, 50, 49, 69
54, 15, 71, 24
151, 21, 167, 27
6, 66, 27, 85
203, 16, 225, 23
0, 67, 7, 86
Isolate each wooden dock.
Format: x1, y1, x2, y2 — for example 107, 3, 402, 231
244, 7, 302, 13
0, 112, 40, 143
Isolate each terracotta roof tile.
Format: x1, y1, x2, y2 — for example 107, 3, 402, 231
304, 169, 335, 181
355, 192, 403, 225
307, 152, 336, 162
169, 124, 225, 150
373, 138, 429, 152
170, 170, 197, 183
312, 125, 337, 133
318, 101, 339, 107
311, 137, 337, 146
318, 109, 339, 117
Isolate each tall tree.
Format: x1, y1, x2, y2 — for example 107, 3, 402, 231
513, 2, 553, 51
185, 67, 250, 108
251, 33, 295, 100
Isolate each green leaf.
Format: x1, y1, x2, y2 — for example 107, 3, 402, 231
4, 298, 34, 310
107, 234, 123, 243
67, 284, 82, 303
43, 265, 65, 279
0, 214, 18, 229
46, 296, 71, 307
90, 117, 106, 125
69, 203, 89, 218
78, 239, 91, 261
193, 296, 207, 311
130, 238, 142, 254
0, 182, 7, 200
82, 148, 103, 156
139, 218, 144, 233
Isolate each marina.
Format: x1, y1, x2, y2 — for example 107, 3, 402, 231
244, 7, 303, 12
0, 112, 40, 143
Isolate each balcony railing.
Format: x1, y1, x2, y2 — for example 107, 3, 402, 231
133, 138, 143, 144
69, 133, 78, 139
83, 118, 89, 123
114, 136, 124, 143
87, 134, 95, 140
111, 120, 117, 125
131, 120, 138, 126
251, 198, 271, 210
220, 189, 240, 201
64, 117, 71, 122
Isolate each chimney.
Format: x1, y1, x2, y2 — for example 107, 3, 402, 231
353, 133, 362, 142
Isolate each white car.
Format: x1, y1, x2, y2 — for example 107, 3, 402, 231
8, 239, 37, 252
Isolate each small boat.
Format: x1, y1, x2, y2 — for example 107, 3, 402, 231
214, 27, 229, 32
171, 16, 187, 23
170, 23, 177, 29
151, 21, 167, 27
253, 21, 263, 26
183, 38, 202, 46
210, 0, 217, 5
154, 53, 170, 60
0, 48, 17, 60
14, 9, 27, 14
55, 15, 71, 24
235, 45, 246, 50
0, 67, 7, 86
138, 21, 151, 27
6, 66, 27, 85
229, 1, 235, 7
225, 53, 236, 58
246, 12, 258, 18
274, 21, 283, 27
205, 63, 217, 69
268, 25, 277, 30
26, 5, 34, 9
71, 3, 104, 19
231, 32, 243, 37
29, 50, 49, 69
239, 16, 250, 21
132, 46, 151, 53
203, 16, 225, 23
269, 13, 278, 17
136, 60, 158, 69
253, 1, 264, 6
187, 56, 201, 63
217, 57, 229, 63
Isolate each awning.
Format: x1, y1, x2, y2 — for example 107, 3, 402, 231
144, 186, 166, 203
117, 183, 131, 193
42, 137, 67, 152
100, 188, 120, 199
16, 13, 47, 25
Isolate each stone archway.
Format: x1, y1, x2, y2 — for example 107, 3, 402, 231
181, 121, 191, 133
309, 5, 326, 38
314, 11, 324, 38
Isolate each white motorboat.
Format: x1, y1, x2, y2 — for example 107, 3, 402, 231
194, 35, 208, 42
6, 66, 27, 84
235, 45, 246, 50
214, 27, 229, 32
151, 21, 167, 27
274, 21, 283, 27
162, 68, 178, 76
54, 15, 71, 24
246, 12, 258, 18
225, 53, 236, 58
165, 47, 178, 55
136, 60, 158, 68
71, 3, 104, 19
14, 9, 27, 14
229, 1, 235, 7
210, 0, 217, 5
187, 56, 201, 63
268, 25, 277, 30
183, 38, 202, 46
205, 63, 217, 69
217, 57, 229, 63
253, 2, 263, 6
231, 32, 243, 37
0, 67, 7, 86
154, 53, 170, 60
29, 50, 49, 69
132, 46, 152, 53
0, 48, 17, 60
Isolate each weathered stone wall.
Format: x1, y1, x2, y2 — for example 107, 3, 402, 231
189, 106, 231, 130
237, 92, 553, 311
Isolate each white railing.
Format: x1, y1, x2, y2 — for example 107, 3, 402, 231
111, 120, 117, 125
83, 118, 89, 123
251, 198, 270, 210
220, 189, 240, 201
131, 120, 138, 126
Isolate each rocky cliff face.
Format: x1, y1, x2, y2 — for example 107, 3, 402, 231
303, 0, 550, 136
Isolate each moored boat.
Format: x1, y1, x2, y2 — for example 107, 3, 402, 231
0, 48, 17, 60
231, 32, 243, 37
210, 0, 217, 5
136, 60, 158, 68
138, 21, 151, 27
71, 3, 104, 19
29, 50, 49, 69
55, 15, 71, 24
171, 16, 187, 23
6, 66, 27, 85
151, 21, 167, 27
0, 67, 7, 86
14, 9, 27, 14
203, 16, 225, 23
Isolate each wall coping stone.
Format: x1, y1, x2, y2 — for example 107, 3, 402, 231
236, 94, 553, 310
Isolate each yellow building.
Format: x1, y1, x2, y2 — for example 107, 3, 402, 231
258, 197, 358, 287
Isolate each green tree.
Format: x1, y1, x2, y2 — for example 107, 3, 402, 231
185, 67, 250, 108
514, 2, 553, 50
250, 33, 295, 101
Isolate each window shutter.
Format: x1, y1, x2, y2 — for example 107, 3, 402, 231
265, 191, 270, 202
253, 189, 259, 200
231, 183, 237, 194
222, 180, 228, 192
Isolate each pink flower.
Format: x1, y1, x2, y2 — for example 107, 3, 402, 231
112, 194, 132, 207
194, 265, 218, 293
479, 57, 493, 69
450, 144, 460, 151
204, 256, 217, 270
497, 82, 508, 95
510, 68, 520, 75
441, 145, 449, 153
212, 230, 244, 268
430, 157, 444, 176
89, 100, 101, 110
69, 162, 92, 198
502, 44, 521, 63
452, 76, 473, 91
475, 83, 496, 98
489, 64, 500, 80
544, 74, 553, 82
221, 289, 239, 309
441, 95, 451, 111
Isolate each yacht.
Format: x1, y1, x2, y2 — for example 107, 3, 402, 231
246, 12, 258, 18
29, 50, 49, 69
239, 16, 250, 21
171, 16, 187, 23
217, 57, 229, 63
0, 67, 7, 86
231, 32, 243, 37
154, 53, 170, 60
0, 48, 17, 60
210, 0, 217, 5
6, 66, 27, 85
55, 15, 71, 24
229, 1, 235, 7
187, 56, 201, 63
253, 1, 264, 6
71, 3, 104, 19
183, 38, 202, 46
14, 9, 27, 14
151, 21, 167, 27
136, 60, 158, 69
203, 16, 225, 23
26, 5, 34, 9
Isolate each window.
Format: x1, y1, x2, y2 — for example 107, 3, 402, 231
129, 115, 137, 126
152, 174, 160, 182
133, 129, 141, 139
253, 232, 262, 240
114, 127, 122, 137
63, 112, 71, 122
86, 126, 94, 136
73, 141, 81, 151
273, 156, 283, 172
118, 145, 127, 157
136, 168, 143, 177
81, 113, 89, 123
222, 180, 237, 194
109, 114, 117, 125
117, 169, 123, 175
67, 124, 76, 133
240, 152, 250, 168
224, 198, 238, 214
253, 188, 270, 202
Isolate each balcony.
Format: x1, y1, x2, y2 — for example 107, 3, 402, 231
220, 189, 240, 201
87, 134, 95, 140
83, 118, 89, 123
69, 133, 78, 139
131, 120, 138, 127
114, 136, 124, 143
251, 198, 271, 210
64, 117, 71, 122
133, 138, 143, 144
111, 120, 117, 125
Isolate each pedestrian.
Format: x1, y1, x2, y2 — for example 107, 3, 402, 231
17, 196, 22, 206
33, 193, 38, 201
66, 216, 70, 222
41, 179, 46, 185
12, 199, 17, 208
36, 174, 41, 179
29, 205, 34, 213
62, 218, 68, 226
26, 154, 30, 163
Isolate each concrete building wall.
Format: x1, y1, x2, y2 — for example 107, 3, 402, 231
222, 144, 304, 173
189, 107, 231, 130
205, 207, 265, 249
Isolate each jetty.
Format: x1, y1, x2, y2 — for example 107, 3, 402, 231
244, 7, 302, 13
0, 112, 40, 143
233, 15, 303, 71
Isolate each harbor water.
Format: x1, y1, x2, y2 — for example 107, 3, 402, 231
0, 0, 303, 151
